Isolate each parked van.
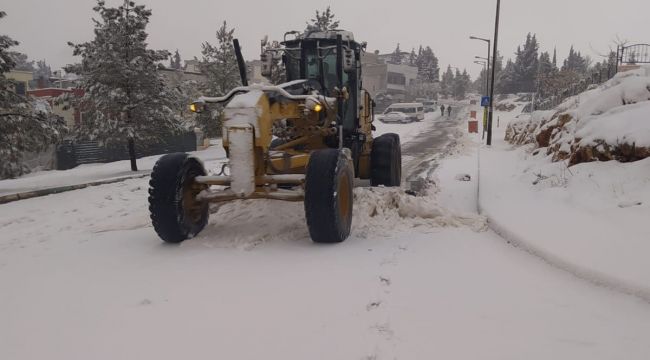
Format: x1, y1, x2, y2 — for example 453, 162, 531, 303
382, 103, 425, 122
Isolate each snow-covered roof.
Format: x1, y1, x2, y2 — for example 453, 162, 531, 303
300, 30, 355, 42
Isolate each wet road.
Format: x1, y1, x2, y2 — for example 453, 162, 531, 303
402, 107, 466, 186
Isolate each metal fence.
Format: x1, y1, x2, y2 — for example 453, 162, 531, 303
618, 43, 650, 66
56, 131, 197, 170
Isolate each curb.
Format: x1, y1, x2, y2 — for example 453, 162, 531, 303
477, 147, 650, 303
0, 173, 150, 205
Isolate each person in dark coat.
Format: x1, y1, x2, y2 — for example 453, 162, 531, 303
440, 104, 445, 116
447, 105, 452, 117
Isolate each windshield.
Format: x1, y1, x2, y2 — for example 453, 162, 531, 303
386, 107, 416, 114
285, 47, 347, 94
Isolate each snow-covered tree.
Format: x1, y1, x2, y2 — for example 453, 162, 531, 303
169, 49, 182, 70
408, 48, 417, 66
260, 38, 286, 85
200, 21, 239, 97
416, 46, 440, 83
562, 46, 588, 74
306, 6, 340, 32
8, 51, 34, 71
0, 11, 66, 179
198, 20, 240, 137
440, 65, 454, 97
390, 43, 402, 65
497, 59, 517, 94
67, 0, 183, 171
512, 33, 539, 93
452, 68, 471, 100
34, 59, 52, 80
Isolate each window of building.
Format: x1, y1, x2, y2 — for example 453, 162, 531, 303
387, 72, 406, 85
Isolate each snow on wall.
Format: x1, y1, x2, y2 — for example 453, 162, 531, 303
507, 66, 650, 163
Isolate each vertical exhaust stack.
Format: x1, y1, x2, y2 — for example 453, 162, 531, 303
233, 39, 248, 86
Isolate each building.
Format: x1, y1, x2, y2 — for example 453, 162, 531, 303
361, 51, 419, 101
361, 52, 388, 97
159, 67, 206, 87
27, 88, 85, 128
6, 70, 34, 96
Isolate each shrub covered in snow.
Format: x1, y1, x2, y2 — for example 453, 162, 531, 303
505, 67, 650, 165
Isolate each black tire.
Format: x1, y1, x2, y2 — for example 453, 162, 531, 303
371, 133, 402, 187
304, 149, 354, 244
148, 153, 209, 243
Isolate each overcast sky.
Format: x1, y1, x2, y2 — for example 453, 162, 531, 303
2, 0, 649, 78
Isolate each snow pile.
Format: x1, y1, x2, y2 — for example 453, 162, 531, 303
506, 67, 650, 165
353, 186, 488, 236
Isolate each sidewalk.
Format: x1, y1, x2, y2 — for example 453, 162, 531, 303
477, 105, 650, 301
0, 144, 226, 203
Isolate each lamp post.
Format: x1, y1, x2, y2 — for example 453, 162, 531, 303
469, 36, 491, 95
487, 0, 501, 146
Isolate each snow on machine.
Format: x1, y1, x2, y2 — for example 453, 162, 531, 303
148, 30, 402, 244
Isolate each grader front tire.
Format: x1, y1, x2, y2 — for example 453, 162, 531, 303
304, 149, 354, 244
148, 153, 209, 243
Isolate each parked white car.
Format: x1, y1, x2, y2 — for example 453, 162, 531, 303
379, 111, 411, 124
382, 103, 425, 122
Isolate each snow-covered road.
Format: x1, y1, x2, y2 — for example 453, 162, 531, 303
1, 111, 650, 359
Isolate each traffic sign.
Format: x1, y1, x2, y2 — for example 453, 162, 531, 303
481, 96, 490, 107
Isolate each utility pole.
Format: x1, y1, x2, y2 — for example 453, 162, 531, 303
487, 0, 501, 146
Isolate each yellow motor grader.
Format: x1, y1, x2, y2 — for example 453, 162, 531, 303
148, 30, 401, 244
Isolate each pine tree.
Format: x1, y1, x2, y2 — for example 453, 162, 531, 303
562, 46, 588, 74
8, 51, 34, 71
537, 51, 557, 97
34, 59, 53, 88
452, 68, 471, 99
440, 65, 454, 97
416, 46, 440, 83
199, 20, 240, 137
390, 43, 402, 65
67, 0, 182, 171
512, 33, 539, 93
0, 11, 66, 178
169, 49, 182, 70
497, 59, 517, 94
200, 21, 240, 97
261, 38, 286, 85
306, 6, 340, 32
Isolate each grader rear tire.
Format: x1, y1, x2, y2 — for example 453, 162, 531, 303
371, 133, 402, 187
304, 149, 354, 244
148, 153, 209, 243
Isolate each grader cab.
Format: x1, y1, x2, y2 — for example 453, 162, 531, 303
148, 30, 402, 244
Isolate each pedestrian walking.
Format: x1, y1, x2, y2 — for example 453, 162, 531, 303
447, 106, 452, 117
440, 104, 445, 116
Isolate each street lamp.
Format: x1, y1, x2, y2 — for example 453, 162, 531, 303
469, 36, 491, 95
